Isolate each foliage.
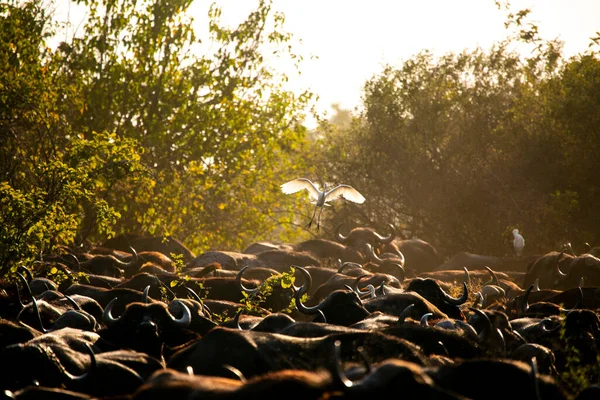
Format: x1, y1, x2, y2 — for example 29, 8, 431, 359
4, 0, 600, 267
0, 128, 144, 275
309, 6, 600, 258
0, 0, 318, 272
53, 0, 315, 252
44, 264, 90, 286
209, 308, 231, 325
0, 0, 146, 274
169, 252, 185, 275
239, 266, 301, 315
169, 272, 204, 296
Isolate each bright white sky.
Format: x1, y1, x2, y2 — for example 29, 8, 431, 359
52, 0, 600, 126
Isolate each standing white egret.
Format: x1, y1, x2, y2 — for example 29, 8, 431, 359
281, 178, 366, 231
513, 228, 525, 257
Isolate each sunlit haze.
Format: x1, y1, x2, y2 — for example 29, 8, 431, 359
52, 0, 600, 127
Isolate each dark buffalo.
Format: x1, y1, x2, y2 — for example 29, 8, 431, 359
167, 326, 428, 380
101, 234, 196, 264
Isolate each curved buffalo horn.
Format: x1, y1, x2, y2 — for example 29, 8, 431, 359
15, 283, 25, 308
202, 303, 212, 318
294, 266, 312, 297
420, 312, 433, 326
103, 297, 121, 327
344, 274, 375, 298
397, 303, 415, 325
376, 248, 406, 265
463, 267, 470, 285
555, 250, 568, 277
385, 262, 405, 283
314, 309, 327, 323
64, 295, 82, 311
111, 246, 139, 268
16, 270, 47, 334
533, 278, 540, 292
185, 286, 202, 302
231, 308, 244, 330
377, 281, 387, 296
368, 244, 384, 265
18, 265, 34, 282
473, 291, 484, 308
236, 264, 259, 295
484, 266, 499, 286
142, 285, 151, 303
15, 272, 31, 306
437, 341, 450, 357
583, 242, 591, 253
338, 261, 363, 274
335, 223, 350, 243
394, 249, 405, 265
333, 339, 355, 388
468, 307, 494, 342
497, 327, 507, 356
20, 266, 57, 300
481, 285, 505, 302
222, 364, 247, 383
564, 242, 576, 256
63, 342, 144, 386
380, 260, 406, 282
184, 286, 211, 317
540, 318, 560, 332
127, 246, 138, 267
169, 299, 192, 327
521, 284, 534, 315
29, 291, 48, 334
512, 329, 527, 344
294, 267, 323, 315
66, 252, 80, 267
374, 224, 395, 244
41, 281, 53, 292
331, 339, 371, 389
62, 343, 97, 382
441, 282, 469, 305
281, 267, 302, 292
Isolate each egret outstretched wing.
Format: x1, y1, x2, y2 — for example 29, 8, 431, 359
281, 178, 321, 201
281, 177, 365, 232
325, 185, 366, 204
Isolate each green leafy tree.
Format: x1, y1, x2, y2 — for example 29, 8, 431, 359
536, 55, 600, 245
310, 6, 600, 257
54, 0, 315, 252
0, 0, 145, 274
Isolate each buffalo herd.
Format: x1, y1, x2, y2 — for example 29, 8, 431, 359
1, 225, 599, 399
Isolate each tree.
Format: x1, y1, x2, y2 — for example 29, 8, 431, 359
0, 0, 145, 274
50, 0, 316, 252
312, 33, 600, 258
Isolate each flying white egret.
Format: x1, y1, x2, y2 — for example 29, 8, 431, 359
513, 228, 525, 257
281, 178, 366, 231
